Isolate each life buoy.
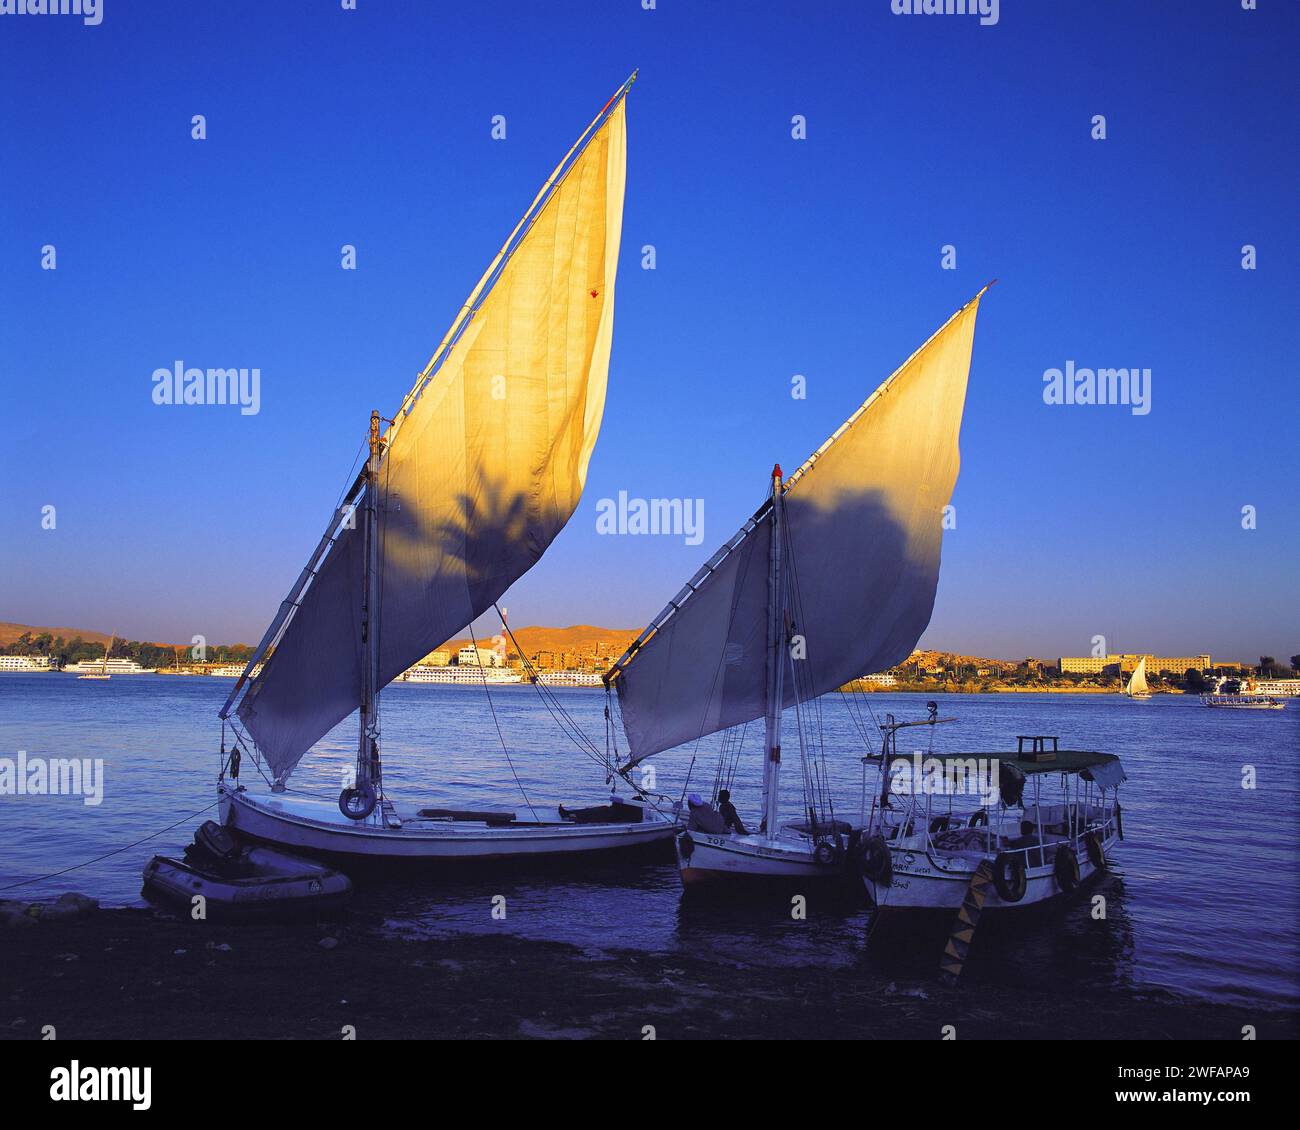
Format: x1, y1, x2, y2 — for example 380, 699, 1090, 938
338, 781, 377, 820
968, 809, 989, 828
814, 841, 838, 867
992, 852, 1027, 902
677, 831, 694, 862
857, 834, 893, 886
929, 815, 954, 835
1084, 830, 1105, 869
1054, 845, 1080, 892
1114, 801, 1124, 840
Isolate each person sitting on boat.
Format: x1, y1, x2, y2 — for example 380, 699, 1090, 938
717, 789, 749, 836
686, 793, 728, 835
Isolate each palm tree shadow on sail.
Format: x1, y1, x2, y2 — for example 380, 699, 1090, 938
211, 73, 685, 868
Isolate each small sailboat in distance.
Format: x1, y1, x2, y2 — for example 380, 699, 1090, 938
1123, 655, 1152, 700
216, 73, 679, 863
78, 634, 114, 680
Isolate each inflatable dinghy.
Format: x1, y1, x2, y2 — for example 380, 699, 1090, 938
142, 821, 352, 919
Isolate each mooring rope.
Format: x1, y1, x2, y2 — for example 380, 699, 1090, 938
0, 801, 220, 893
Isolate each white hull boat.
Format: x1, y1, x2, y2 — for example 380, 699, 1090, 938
863, 736, 1126, 921
220, 783, 678, 863
1201, 694, 1284, 710
77, 634, 115, 679
874, 802, 1120, 913
675, 824, 850, 887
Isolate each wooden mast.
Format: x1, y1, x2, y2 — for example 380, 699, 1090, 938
760, 465, 786, 838
356, 410, 384, 808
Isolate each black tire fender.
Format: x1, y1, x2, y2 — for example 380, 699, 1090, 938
1054, 844, 1080, 892
338, 781, 377, 821
992, 851, 1027, 902
858, 834, 893, 886
1084, 830, 1106, 869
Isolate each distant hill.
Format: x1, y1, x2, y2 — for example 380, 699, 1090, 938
0, 621, 119, 648
1, 619, 644, 662
442, 624, 640, 660
0, 620, 1161, 672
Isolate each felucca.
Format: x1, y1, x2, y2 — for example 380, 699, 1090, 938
1123, 655, 1151, 699
216, 74, 679, 863
78, 634, 114, 680
606, 288, 994, 888
605, 289, 1127, 912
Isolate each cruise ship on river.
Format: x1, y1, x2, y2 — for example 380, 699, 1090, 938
0, 655, 52, 672
402, 664, 523, 685
537, 670, 604, 687
210, 663, 265, 678
64, 657, 154, 675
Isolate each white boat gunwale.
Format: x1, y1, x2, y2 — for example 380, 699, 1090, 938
220, 783, 681, 860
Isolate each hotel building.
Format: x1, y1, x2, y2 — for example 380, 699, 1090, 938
1059, 653, 1211, 675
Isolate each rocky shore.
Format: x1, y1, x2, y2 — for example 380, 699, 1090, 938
2, 899, 1294, 1041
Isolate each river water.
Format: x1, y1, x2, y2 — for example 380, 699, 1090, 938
1, 674, 1296, 1010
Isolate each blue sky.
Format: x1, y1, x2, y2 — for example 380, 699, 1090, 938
1, 0, 1296, 663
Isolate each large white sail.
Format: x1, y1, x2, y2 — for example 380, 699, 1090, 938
1126, 656, 1149, 696
235, 94, 628, 781
610, 288, 987, 765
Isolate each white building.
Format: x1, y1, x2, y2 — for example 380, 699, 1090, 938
457, 645, 502, 668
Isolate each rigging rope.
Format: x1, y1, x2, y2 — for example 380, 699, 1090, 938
492, 608, 609, 771
493, 610, 682, 821
467, 620, 540, 822
780, 508, 835, 828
